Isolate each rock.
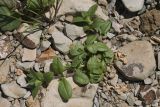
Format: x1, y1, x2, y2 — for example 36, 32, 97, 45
36, 47, 56, 62
0, 59, 11, 84
110, 74, 118, 86
40, 40, 51, 51
13, 100, 21, 107
97, 0, 108, 6
17, 74, 28, 87
158, 52, 160, 70
116, 102, 129, 107
115, 41, 156, 80
24, 91, 31, 99
16, 61, 35, 70
22, 48, 37, 62
151, 100, 159, 107
112, 21, 123, 33
107, 33, 116, 39
118, 93, 127, 101
46, 0, 108, 20
144, 78, 153, 85
140, 9, 160, 34
139, 87, 157, 105
44, 60, 52, 72
26, 96, 40, 107
19, 99, 27, 107
17, 23, 30, 33
0, 36, 14, 59
1, 81, 28, 98
121, 0, 144, 12
117, 34, 138, 42
14, 30, 42, 49
51, 28, 72, 54
126, 93, 135, 106
134, 100, 142, 106
41, 77, 98, 107
26, 30, 42, 47
65, 23, 86, 40
0, 97, 11, 107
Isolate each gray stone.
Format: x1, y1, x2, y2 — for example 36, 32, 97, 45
17, 74, 28, 87
118, 93, 127, 101
24, 91, 31, 99
126, 93, 135, 106
1, 81, 28, 98
22, 48, 37, 62
41, 77, 98, 107
13, 99, 20, 107
51, 28, 72, 54
110, 74, 118, 86
26, 30, 42, 47
115, 41, 156, 80
152, 100, 159, 107
16, 61, 35, 70
144, 78, 153, 85
158, 52, 160, 70
140, 87, 156, 105
112, 21, 123, 33
118, 34, 138, 42
0, 97, 11, 107
65, 23, 86, 40
134, 100, 142, 106
121, 0, 144, 12
43, 60, 52, 72
40, 40, 51, 51
46, 0, 108, 20
0, 37, 14, 59
107, 33, 116, 39
0, 59, 11, 84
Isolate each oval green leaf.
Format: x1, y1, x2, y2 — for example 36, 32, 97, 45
73, 70, 89, 86
58, 78, 72, 102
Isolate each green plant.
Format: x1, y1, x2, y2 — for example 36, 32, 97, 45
73, 4, 112, 36
0, 0, 62, 32
51, 56, 72, 102
70, 35, 114, 83
27, 71, 53, 98
50, 35, 113, 102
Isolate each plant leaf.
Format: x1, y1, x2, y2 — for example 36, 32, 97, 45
87, 56, 101, 71
95, 42, 108, 52
58, 78, 72, 102
0, 6, 21, 31
87, 4, 98, 17
86, 44, 97, 54
31, 80, 42, 98
26, 0, 51, 12
85, 35, 97, 45
0, 0, 17, 9
69, 42, 84, 57
92, 18, 112, 36
43, 72, 53, 85
71, 56, 83, 68
89, 73, 104, 83
73, 70, 89, 86
51, 57, 64, 75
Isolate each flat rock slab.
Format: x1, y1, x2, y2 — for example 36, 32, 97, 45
121, 0, 144, 12
140, 9, 160, 34
46, 0, 108, 20
115, 41, 156, 80
41, 77, 98, 107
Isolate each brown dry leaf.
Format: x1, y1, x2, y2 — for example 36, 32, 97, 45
36, 47, 56, 62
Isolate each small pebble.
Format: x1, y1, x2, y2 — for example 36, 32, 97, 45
144, 78, 153, 84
